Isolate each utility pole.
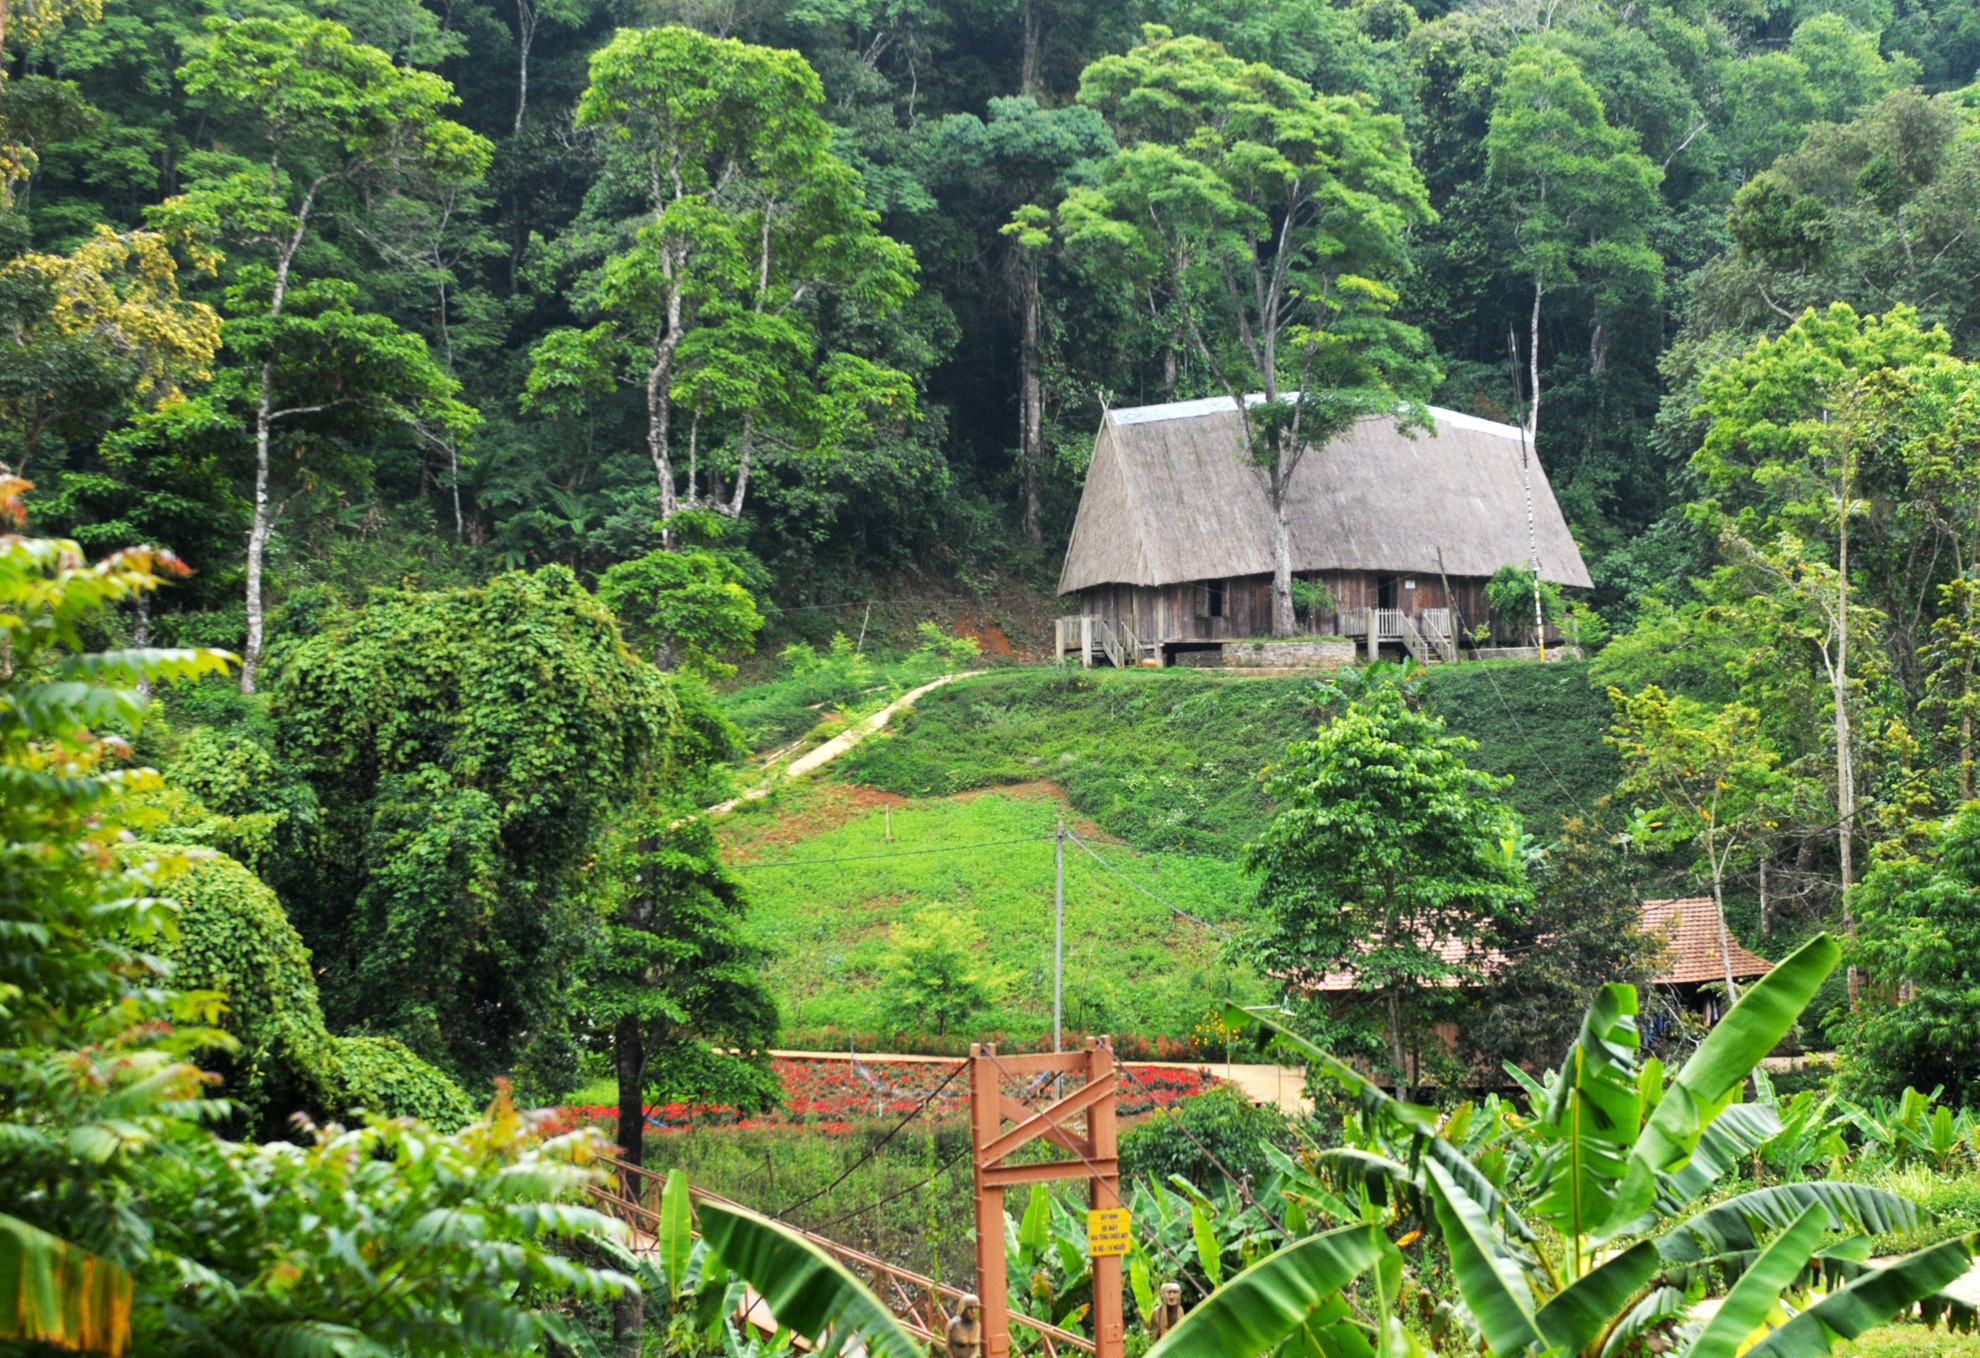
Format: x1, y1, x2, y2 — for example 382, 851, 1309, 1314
1054, 819, 1065, 1056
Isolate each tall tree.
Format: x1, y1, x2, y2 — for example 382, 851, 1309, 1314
1484, 43, 1662, 449
1064, 27, 1436, 635
532, 24, 917, 545
579, 809, 777, 1174
1692, 303, 1955, 998
930, 96, 1112, 545
168, 15, 490, 693
1243, 678, 1529, 1101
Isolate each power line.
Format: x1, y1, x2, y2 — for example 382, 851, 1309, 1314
1465, 656, 1593, 819
805, 1141, 972, 1235
775, 1059, 968, 1219
729, 835, 1053, 871
1065, 829, 1233, 937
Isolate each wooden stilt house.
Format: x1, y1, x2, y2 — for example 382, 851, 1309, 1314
1055, 395, 1593, 665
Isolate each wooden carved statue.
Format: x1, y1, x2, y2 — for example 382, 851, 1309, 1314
1150, 1282, 1185, 1340
945, 1293, 983, 1358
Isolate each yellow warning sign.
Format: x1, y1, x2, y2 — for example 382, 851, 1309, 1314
1087, 1207, 1131, 1258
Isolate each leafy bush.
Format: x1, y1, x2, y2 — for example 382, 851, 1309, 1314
1486, 562, 1564, 634
150, 846, 476, 1135
1119, 1084, 1294, 1189
876, 905, 1016, 1036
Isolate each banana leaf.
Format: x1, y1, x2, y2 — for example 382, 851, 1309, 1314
1424, 1160, 1543, 1358
1636, 935, 1838, 1175
1600, 1287, 1686, 1358
1534, 1241, 1659, 1357
694, 1200, 923, 1358
1681, 1202, 1829, 1358
1661, 1183, 1930, 1266
0, 1213, 132, 1356
1229, 1006, 1531, 1240
658, 1169, 694, 1300
1145, 1224, 1384, 1358
1742, 1234, 1978, 1358
1531, 985, 1647, 1248
1658, 1104, 1785, 1208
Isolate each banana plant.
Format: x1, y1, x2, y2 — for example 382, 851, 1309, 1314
1844, 1087, 1977, 1171
583, 1172, 923, 1358
1150, 933, 1979, 1358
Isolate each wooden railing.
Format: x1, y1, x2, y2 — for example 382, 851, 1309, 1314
596, 1155, 1096, 1357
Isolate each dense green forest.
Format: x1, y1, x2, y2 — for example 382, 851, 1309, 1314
10, 0, 1980, 628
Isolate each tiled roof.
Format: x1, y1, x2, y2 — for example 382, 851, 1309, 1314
1643, 898, 1775, 985
1288, 898, 1773, 994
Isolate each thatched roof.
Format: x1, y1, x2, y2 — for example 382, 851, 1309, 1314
1057, 396, 1594, 594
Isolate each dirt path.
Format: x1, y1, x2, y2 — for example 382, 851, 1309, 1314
770, 1049, 1311, 1116
706, 671, 982, 817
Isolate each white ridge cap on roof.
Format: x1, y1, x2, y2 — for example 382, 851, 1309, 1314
1108, 394, 1525, 442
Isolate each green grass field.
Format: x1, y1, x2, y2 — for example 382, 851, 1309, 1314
717, 780, 1263, 1045
1837, 1325, 1980, 1357
697, 657, 1621, 1050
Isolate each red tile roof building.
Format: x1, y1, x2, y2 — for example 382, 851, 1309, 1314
1641, 898, 1775, 985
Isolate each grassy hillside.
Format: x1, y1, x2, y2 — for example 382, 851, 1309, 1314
717, 780, 1262, 1046
717, 659, 1620, 1049
837, 668, 1318, 856
1423, 660, 1619, 836
837, 662, 1617, 853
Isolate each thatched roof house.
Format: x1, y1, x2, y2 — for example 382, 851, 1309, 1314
1057, 396, 1592, 661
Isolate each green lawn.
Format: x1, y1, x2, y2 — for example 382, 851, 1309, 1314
717, 780, 1263, 1046
1837, 1325, 1980, 1357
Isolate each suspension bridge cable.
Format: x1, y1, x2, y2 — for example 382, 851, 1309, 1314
805, 1141, 973, 1235
1114, 1062, 1287, 1237
730, 835, 1053, 872
774, 1059, 969, 1219
1064, 830, 1233, 937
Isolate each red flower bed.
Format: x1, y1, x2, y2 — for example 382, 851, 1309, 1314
551, 1058, 1222, 1137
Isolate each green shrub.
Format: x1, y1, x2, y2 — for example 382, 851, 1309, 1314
149, 847, 476, 1135
1118, 1085, 1294, 1189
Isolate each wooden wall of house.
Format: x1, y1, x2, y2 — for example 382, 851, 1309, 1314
1079, 572, 1493, 642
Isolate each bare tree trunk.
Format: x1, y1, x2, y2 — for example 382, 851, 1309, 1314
611, 1288, 644, 1358
615, 1015, 647, 1168
1019, 266, 1043, 547
513, 0, 535, 136
1711, 861, 1740, 1004
1386, 989, 1408, 1104
1269, 478, 1296, 637
1020, 0, 1041, 96
1527, 279, 1544, 446
133, 589, 151, 701
1837, 503, 1859, 1004
242, 359, 275, 696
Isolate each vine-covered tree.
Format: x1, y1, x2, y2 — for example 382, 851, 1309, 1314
263, 567, 698, 1092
